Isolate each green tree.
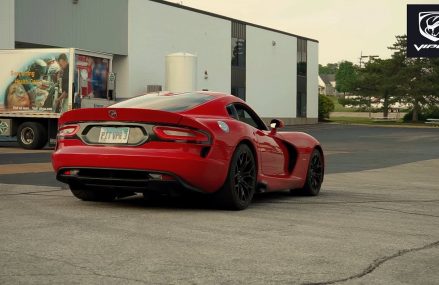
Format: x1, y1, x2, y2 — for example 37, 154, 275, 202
388, 35, 439, 121
346, 35, 439, 121
319, 63, 338, 75
335, 61, 358, 95
355, 58, 399, 117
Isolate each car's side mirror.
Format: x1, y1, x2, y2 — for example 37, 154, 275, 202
270, 119, 284, 134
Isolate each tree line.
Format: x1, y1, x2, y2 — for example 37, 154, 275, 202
320, 35, 439, 122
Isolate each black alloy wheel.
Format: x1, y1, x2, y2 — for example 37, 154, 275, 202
216, 144, 256, 210
295, 149, 324, 196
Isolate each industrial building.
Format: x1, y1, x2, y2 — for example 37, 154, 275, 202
0, 0, 319, 124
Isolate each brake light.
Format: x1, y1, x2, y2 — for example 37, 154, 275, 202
153, 126, 210, 144
58, 124, 79, 137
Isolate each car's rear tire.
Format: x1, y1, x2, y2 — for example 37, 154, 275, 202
69, 184, 117, 202
17, 122, 47, 150
215, 144, 256, 210
292, 149, 324, 196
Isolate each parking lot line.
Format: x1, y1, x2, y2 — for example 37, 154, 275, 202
0, 148, 53, 154
0, 163, 53, 175
324, 150, 350, 155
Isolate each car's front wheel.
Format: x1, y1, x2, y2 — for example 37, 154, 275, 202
293, 149, 324, 196
216, 144, 256, 210
69, 184, 117, 202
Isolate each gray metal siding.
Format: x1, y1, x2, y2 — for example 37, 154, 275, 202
15, 0, 127, 55
0, 0, 14, 49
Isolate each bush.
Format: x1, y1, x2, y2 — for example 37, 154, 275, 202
403, 106, 439, 122
427, 106, 439, 118
319, 95, 335, 120
403, 110, 426, 122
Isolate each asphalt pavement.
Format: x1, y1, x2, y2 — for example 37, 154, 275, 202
0, 123, 438, 284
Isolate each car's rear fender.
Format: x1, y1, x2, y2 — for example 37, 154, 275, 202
192, 117, 260, 186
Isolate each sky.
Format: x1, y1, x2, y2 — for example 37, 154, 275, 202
164, 0, 439, 65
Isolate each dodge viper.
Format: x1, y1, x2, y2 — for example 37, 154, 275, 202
52, 91, 324, 210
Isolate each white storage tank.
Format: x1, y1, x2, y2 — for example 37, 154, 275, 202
165, 52, 197, 92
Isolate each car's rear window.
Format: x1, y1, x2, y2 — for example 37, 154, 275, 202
111, 92, 214, 112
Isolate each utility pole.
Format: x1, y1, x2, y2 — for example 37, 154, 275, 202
359, 51, 379, 68
359, 51, 366, 68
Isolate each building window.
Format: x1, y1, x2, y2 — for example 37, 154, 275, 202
297, 38, 307, 76
297, 38, 307, 117
231, 22, 246, 100
231, 38, 246, 67
297, 76, 307, 117
231, 87, 246, 101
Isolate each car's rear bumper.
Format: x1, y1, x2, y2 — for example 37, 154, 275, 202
52, 145, 231, 193
56, 167, 202, 193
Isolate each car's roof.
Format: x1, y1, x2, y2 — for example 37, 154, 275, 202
151, 91, 231, 98
111, 91, 244, 115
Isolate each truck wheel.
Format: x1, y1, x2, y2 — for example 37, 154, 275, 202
17, 122, 47, 150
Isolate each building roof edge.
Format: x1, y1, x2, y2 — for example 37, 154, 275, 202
148, 0, 319, 43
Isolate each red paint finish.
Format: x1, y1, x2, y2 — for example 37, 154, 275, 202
52, 92, 323, 194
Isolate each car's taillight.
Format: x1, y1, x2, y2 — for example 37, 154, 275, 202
153, 126, 211, 144
58, 124, 79, 138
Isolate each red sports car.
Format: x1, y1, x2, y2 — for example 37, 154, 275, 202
52, 92, 324, 210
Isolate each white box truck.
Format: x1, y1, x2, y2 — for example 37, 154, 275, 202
0, 48, 115, 149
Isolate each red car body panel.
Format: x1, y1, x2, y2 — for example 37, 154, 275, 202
52, 92, 323, 194
53, 143, 230, 192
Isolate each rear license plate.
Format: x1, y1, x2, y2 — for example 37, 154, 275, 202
98, 127, 130, 144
